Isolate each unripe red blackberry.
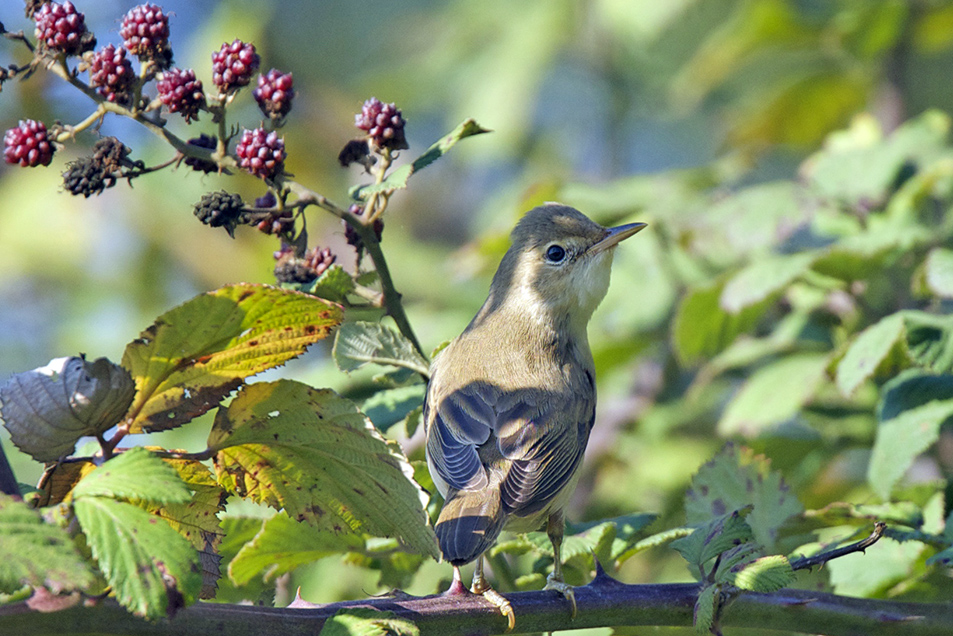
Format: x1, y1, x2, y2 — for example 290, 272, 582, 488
89, 44, 135, 104
273, 246, 336, 284
34, 1, 95, 56
4, 120, 55, 167
253, 69, 295, 123
343, 204, 384, 254
120, 3, 171, 67
235, 127, 285, 180
355, 97, 408, 151
211, 39, 259, 93
157, 68, 205, 122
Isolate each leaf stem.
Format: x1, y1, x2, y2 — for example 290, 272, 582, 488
790, 522, 886, 571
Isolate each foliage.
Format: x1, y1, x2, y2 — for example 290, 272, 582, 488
3, 2, 953, 636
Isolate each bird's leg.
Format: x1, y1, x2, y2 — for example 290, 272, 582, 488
543, 511, 577, 619
471, 555, 515, 632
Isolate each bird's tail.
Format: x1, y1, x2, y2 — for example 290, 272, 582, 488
435, 488, 506, 566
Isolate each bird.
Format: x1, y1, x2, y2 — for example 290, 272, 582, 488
423, 203, 646, 630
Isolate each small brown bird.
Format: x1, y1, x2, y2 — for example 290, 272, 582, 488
424, 203, 645, 629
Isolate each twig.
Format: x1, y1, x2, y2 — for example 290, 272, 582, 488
790, 522, 887, 572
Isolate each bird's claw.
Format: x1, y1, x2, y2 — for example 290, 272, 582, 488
472, 583, 515, 632
544, 572, 577, 620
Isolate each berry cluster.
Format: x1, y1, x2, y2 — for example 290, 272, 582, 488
344, 204, 384, 255
253, 69, 295, 123
193, 190, 247, 237
3, 120, 54, 167
62, 137, 139, 198
34, 1, 95, 56
157, 68, 206, 122
273, 246, 337, 284
89, 44, 135, 104
120, 3, 172, 67
212, 39, 260, 93
235, 128, 285, 181
355, 98, 408, 151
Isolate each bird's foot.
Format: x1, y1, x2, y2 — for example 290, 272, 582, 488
471, 580, 515, 632
544, 572, 577, 619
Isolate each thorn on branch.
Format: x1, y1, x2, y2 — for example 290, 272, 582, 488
790, 522, 887, 572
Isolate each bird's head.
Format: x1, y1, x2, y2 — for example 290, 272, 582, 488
487, 203, 646, 330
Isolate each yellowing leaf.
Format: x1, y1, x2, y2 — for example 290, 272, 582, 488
208, 380, 439, 559
122, 284, 342, 433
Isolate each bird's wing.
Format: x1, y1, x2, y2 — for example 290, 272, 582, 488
426, 378, 594, 516
494, 389, 594, 516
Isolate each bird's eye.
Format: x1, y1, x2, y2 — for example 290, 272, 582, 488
545, 244, 566, 263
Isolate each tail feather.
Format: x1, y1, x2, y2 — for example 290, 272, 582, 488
435, 489, 505, 566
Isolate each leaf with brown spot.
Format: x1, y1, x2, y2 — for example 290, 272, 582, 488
122, 284, 343, 433
208, 380, 438, 559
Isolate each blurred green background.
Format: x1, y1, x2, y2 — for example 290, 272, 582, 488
4, 0, 953, 630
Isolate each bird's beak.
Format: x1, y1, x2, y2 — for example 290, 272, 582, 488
588, 222, 647, 255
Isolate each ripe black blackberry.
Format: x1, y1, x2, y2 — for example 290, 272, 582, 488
273, 246, 336, 284
193, 190, 247, 237
235, 128, 285, 180
253, 69, 295, 123
4, 120, 55, 167
355, 97, 408, 151
120, 3, 172, 67
157, 68, 206, 122
183, 134, 218, 174
211, 39, 259, 93
34, 1, 95, 56
61, 137, 139, 197
89, 44, 135, 104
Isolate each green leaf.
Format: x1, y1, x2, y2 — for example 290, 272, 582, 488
718, 353, 829, 437
0, 356, 134, 462
685, 445, 802, 551
672, 278, 772, 366
208, 380, 439, 559
924, 248, 953, 298
333, 321, 429, 376
122, 284, 342, 433
671, 509, 754, 570
827, 536, 924, 597
73, 496, 202, 618
903, 312, 953, 373
835, 313, 908, 397
520, 514, 656, 568
693, 584, 718, 634
868, 372, 953, 498
228, 512, 363, 585
720, 253, 815, 313
0, 494, 94, 594
304, 264, 356, 303
731, 554, 794, 592
616, 527, 695, 565
72, 447, 191, 504
361, 385, 426, 432
319, 608, 419, 636
353, 119, 490, 200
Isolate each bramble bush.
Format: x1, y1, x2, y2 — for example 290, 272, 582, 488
1, 2, 953, 635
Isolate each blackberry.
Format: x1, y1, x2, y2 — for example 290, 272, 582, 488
253, 69, 294, 123
235, 127, 285, 180
273, 246, 336, 284
211, 39, 259, 93
183, 134, 218, 174
34, 1, 95, 56
120, 3, 172, 67
157, 68, 205, 122
355, 97, 408, 151
193, 190, 246, 237
343, 204, 384, 253
89, 44, 135, 104
4, 119, 55, 167
61, 137, 137, 197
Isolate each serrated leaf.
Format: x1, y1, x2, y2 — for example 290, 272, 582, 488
333, 321, 429, 376
836, 314, 908, 397
924, 248, 953, 298
0, 494, 94, 594
671, 509, 754, 570
868, 372, 953, 498
73, 496, 202, 618
718, 353, 829, 437
319, 608, 420, 636
693, 584, 718, 634
672, 278, 772, 366
720, 253, 815, 313
304, 264, 356, 303
731, 554, 794, 592
72, 447, 191, 504
686, 445, 802, 551
0, 356, 134, 462
353, 119, 490, 200
208, 380, 438, 559
228, 512, 363, 585
903, 312, 953, 373
32, 459, 97, 507
122, 284, 342, 433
